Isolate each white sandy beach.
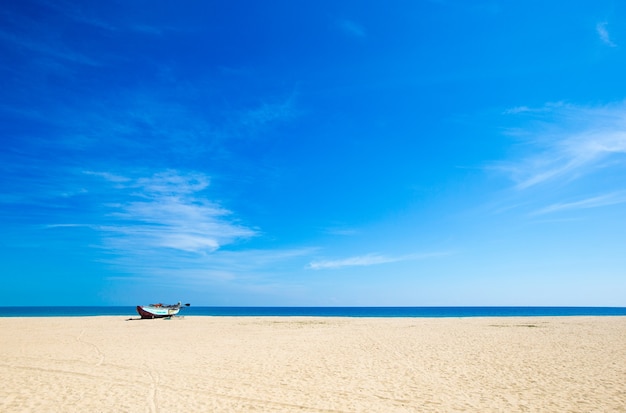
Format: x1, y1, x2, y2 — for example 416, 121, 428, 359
0, 316, 625, 412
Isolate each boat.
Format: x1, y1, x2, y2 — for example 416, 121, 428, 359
136, 302, 190, 319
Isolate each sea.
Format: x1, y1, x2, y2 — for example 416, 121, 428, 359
1, 306, 626, 318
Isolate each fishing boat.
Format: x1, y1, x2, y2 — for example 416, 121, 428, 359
136, 302, 190, 319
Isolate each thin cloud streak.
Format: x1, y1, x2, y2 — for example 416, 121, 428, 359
531, 192, 626, 216
309, 254, 394, 270
497, 102, 626, 189
308, 252, 448, 270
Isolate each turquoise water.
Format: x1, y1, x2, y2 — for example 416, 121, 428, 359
1, 306, 626, 317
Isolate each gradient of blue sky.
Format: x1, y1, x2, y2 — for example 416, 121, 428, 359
1, 1, 625, 306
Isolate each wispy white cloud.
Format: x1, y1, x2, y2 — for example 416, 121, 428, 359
531, 192, 626, 215
597, 22, 617, 47
496, 102, 626, 189
44, 223, 89, 229
309, 254, 394, 270
308, 252, 448, 270
502, 103, 564, 115
90, 170, 256, 254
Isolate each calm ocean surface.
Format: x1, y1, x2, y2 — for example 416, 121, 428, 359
1, 307, 626, 318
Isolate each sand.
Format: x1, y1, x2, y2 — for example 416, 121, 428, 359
0, 316, 624, 412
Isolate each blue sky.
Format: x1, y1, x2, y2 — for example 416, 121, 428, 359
1, 1, 625, 306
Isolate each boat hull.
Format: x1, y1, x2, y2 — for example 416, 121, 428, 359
136, 305, 180, 319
